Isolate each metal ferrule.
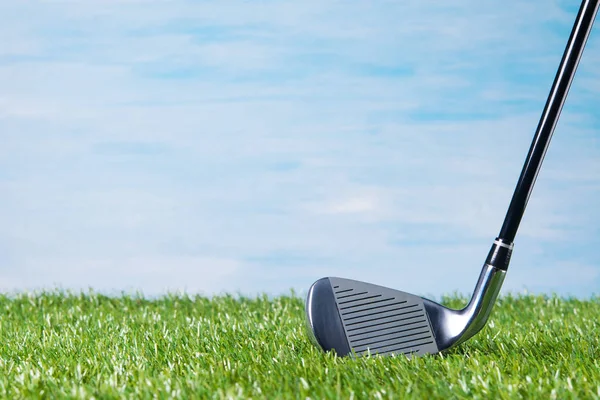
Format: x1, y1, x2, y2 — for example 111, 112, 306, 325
485, 238, 514, 271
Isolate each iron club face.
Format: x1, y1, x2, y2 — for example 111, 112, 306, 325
305, 262, 506, 358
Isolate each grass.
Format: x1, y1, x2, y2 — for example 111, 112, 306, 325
0, 291, 599, 399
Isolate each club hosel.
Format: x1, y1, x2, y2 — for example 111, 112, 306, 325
485, 238, 514, 271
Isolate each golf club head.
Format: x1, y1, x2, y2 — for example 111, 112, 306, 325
305, 264, 506, 358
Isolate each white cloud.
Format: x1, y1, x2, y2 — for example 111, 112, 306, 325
0, 0, 598, 298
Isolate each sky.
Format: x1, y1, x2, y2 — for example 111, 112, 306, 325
1, 1, 599, 300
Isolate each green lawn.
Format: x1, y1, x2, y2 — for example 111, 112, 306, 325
0, 291, 598, 399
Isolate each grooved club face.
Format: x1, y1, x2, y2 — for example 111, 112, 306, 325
330, 277, 439, 357
305, 265, 506, 358
306, 277, 438, 357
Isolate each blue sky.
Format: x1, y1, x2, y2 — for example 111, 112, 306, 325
1, 1, 599, 299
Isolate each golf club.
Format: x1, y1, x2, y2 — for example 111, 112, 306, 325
305, 0, 599, 358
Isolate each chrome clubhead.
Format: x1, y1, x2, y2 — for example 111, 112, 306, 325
306, 276, 438, 357
306, 263, 505, 358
